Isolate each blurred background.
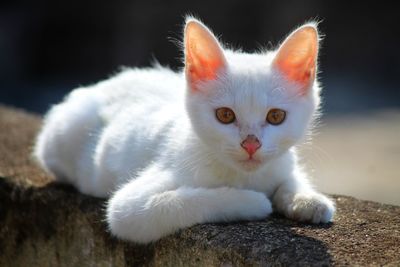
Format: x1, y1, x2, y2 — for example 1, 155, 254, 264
1, 1, 399, 205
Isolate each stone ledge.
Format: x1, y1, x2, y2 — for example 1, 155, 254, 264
0, 105, 399, 266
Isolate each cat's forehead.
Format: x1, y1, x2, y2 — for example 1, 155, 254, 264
203, 50, 301, 113
226, 50, 275, 67
224, 51, 278, 87
215, 52, 287, 99
210, 74, 289, 112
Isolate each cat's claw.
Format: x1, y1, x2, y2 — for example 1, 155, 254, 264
286, 193, 335, 223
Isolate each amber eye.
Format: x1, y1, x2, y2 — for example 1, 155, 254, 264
266, 108, 286, 125
216, 107, 236, 124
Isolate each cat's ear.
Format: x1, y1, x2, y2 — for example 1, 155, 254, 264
273, 24, 319, 93
184, 19, 227, 90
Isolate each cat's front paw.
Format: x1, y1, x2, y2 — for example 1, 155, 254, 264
285, 193, 335, 223
243, 191, 273, 220
224, 189, 273, 221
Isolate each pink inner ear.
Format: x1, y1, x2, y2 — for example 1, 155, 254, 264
273, 26, 318, 91
185, 21, 226, 88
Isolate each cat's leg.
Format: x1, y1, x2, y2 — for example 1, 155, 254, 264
107, 170, 272, 244
272, 168, 335, 223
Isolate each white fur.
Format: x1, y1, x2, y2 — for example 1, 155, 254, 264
34, 18, 335, 244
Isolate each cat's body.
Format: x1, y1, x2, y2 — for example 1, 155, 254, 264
35, 67, 186, 197
34, 18, 335, 243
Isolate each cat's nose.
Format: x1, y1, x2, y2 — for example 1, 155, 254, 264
241, 135, 261, 156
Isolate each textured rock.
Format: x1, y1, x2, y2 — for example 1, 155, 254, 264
0, 105, 399, 266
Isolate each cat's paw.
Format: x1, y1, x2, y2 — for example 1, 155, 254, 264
242, 191, 273, 220
285, 193, 335, 223
221, 189, 272, 221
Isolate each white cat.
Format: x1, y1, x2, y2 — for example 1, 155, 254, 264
34, 18, 335, 244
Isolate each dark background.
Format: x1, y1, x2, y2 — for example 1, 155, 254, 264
1, 0, 399, 115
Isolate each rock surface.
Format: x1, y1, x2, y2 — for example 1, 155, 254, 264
0, 105, 399, 266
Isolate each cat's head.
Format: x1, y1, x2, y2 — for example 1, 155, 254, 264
184, 18, 321, 172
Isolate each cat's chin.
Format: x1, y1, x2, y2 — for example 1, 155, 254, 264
238, 158, 264, 172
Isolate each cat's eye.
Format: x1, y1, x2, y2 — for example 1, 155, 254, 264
266, 108, 286, 125
216, 107, 236, 124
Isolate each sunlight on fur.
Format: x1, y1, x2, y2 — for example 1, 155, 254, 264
34, 17, 335, 244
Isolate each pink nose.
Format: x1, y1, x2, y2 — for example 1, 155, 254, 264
241, 135, 261, 156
